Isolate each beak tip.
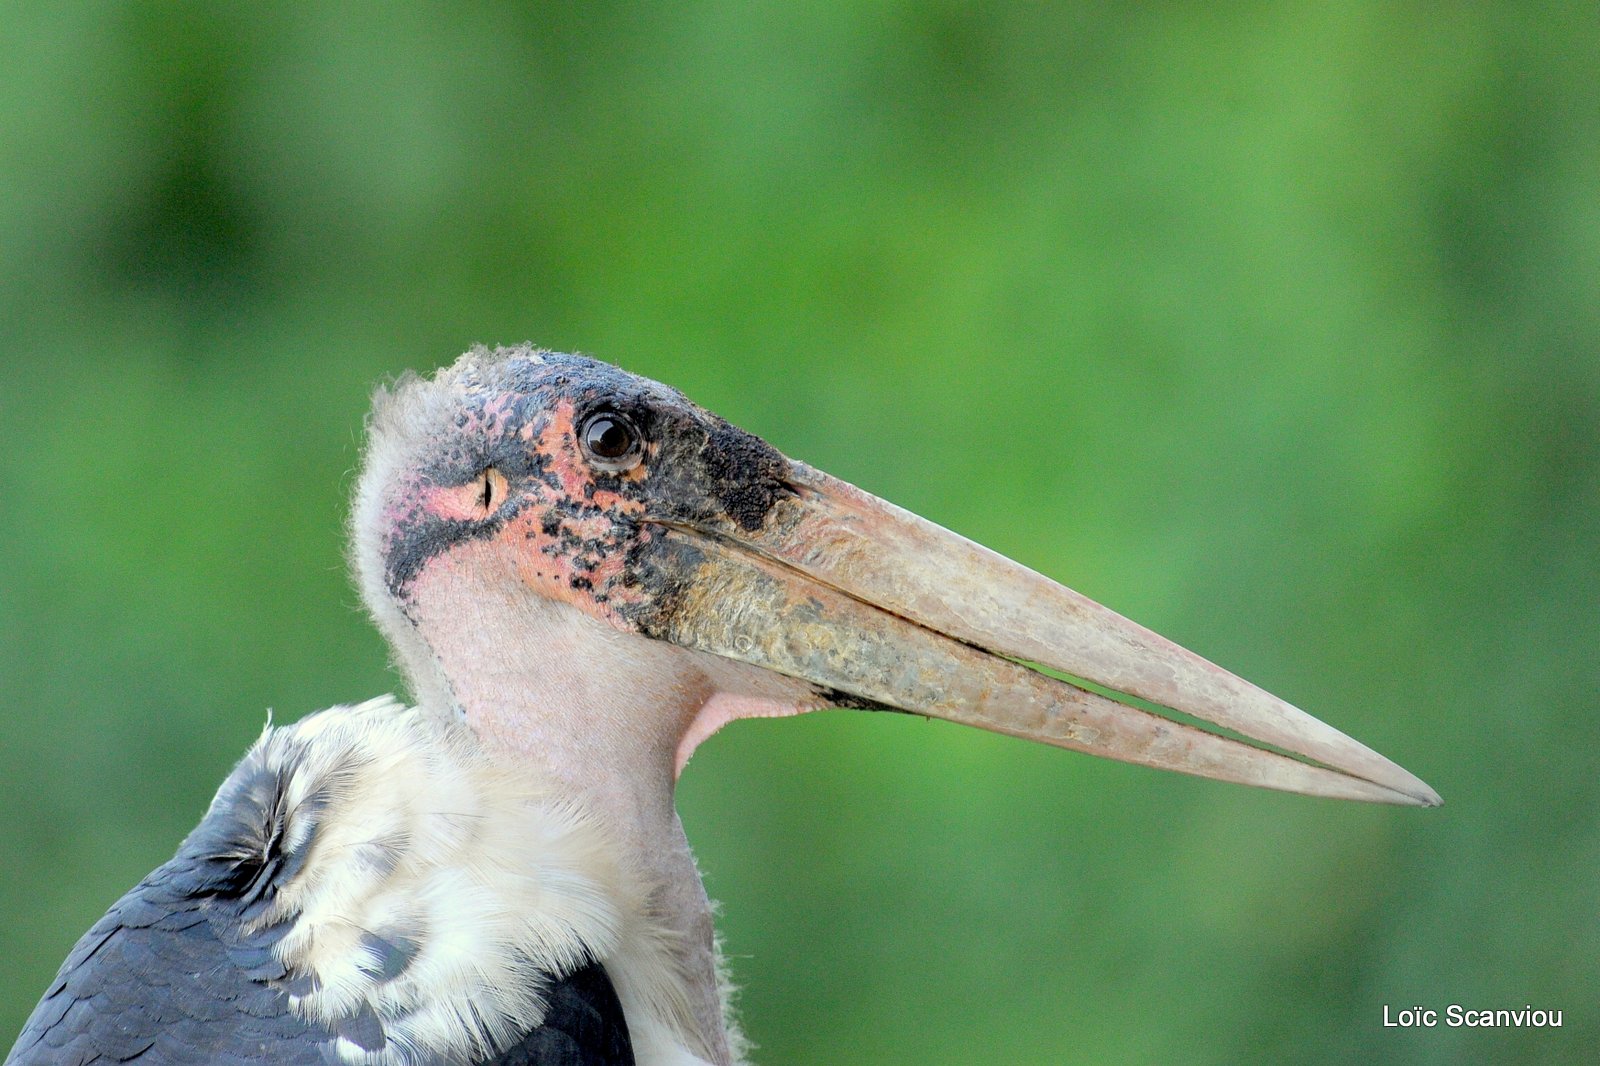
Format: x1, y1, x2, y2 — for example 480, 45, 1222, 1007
1386, 760, 1443, 808
1360, 758, 1441, 808
1378, 772, 1441, 808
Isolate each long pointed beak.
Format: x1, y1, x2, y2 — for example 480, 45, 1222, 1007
643, 463, 1439, 807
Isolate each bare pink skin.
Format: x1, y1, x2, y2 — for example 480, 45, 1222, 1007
402, 533, 822, 1065
397, 399, 658, 626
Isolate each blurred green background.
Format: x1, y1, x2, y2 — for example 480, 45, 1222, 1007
2, 4, 1595, 1064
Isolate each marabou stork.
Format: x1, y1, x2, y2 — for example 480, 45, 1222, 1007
6, 346, 1438, 1066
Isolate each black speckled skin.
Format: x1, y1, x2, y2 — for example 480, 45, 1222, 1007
378, 346, 795, 629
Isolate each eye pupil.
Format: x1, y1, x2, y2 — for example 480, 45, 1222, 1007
586, 417, 630, 457
580, 412, 641, 469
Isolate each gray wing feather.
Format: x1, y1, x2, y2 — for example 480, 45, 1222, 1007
5, 870, 328, 1064
6, 753, 331, 1065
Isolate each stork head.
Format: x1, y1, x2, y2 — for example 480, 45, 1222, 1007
352, 344, 1438, 806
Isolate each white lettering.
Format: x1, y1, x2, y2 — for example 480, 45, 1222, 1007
1383, 1005, 1437, 1027
1442, 1004, 1562, 1027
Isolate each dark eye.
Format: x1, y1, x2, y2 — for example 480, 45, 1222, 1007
579, 411, 642, 471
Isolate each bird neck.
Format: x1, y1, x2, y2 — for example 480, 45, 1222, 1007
394, 576, 738, 1064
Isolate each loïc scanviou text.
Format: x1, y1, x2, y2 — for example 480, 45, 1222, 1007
1383, 1005, 1562, 1028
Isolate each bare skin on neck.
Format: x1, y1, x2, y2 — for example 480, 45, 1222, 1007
403, 541, 816, 1065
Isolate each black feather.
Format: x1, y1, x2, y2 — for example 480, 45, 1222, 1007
486, 959, 635, 1066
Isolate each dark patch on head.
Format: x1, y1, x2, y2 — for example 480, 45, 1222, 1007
375, 348, 659, 604
379, 402, 561, 603
701, 419, 792, 531
383, 497, 521, 604
618, 531, 706, 639
371, 345, 808, 651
